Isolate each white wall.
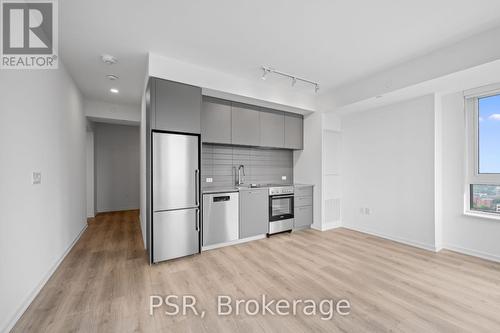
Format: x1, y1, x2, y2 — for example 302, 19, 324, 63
139, 86, 147, 248
434, 96, 444, 250
322, 113, 342, 229
84, 99, 140, 125
94, 123, 140, 213
441, 92, 500, 261
341, 95, 437, 250
0, 64, 86, 332
86, 129, 95, 218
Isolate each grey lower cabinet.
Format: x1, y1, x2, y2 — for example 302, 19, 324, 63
294, 185, 313, 228
260, 109, 284, 148
284, 114, 304, 149
201, 97, 232, 144
239, 188, 268, 238
152, 78, 201, 134
231, 103, 261, 146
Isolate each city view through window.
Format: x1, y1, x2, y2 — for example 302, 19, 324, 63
471, 185, 500, 214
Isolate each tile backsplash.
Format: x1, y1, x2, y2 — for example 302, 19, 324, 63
202, 144, 293, 188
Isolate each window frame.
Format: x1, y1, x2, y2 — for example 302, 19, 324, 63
464, 86, 500, 217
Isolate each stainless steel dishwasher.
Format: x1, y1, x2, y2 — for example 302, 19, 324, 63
202, 192, 239, 246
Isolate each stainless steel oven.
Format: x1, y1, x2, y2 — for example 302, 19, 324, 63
268, 186, 294, 234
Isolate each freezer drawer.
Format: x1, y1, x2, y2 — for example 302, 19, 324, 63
203, 192, 239, 246
153, 132, 199, 211
153, 209, 200, 263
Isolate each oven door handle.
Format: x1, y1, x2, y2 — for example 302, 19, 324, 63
270, 194, 294, 199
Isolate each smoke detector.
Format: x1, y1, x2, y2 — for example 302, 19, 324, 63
101, 54, 118, 65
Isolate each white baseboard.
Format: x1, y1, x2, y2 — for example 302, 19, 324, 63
3, 224, 88, 333
311, 221, 341, 232
202, 234, 267, 251
342, 225, 437, 252
443, 243, 500, 263
322, 221, 341, 231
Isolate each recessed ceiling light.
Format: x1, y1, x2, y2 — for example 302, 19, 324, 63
101, 54, 118, 65
105, 74, 119, 80
110, 88, 119, 94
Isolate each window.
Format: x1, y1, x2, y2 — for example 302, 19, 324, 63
478, 95, 500, 174
465, 89, 500, 216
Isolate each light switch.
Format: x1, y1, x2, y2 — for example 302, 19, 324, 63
206, 177, 213, 183
32, 172, 42, 185
281, 176, 287, 180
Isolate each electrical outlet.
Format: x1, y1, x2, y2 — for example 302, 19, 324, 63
32, 172, 41, 185
281, 176, 287, 180
206, 177, 213, 183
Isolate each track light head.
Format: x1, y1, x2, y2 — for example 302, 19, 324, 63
315, 84, 320, 93
261, 67, 269, 80
292, 77, 297, 86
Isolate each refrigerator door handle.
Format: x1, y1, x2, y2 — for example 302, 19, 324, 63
195, 208, 200, 231
195, 169, 200, 206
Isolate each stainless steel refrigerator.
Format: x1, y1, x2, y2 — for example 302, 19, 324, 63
152, 131, 200, 263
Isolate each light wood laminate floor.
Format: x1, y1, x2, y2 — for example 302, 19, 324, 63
12, 210, 500, 332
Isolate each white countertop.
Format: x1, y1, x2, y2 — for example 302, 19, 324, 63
202, 183, 313, 194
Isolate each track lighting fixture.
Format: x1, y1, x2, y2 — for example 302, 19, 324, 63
261, 66, 320, 93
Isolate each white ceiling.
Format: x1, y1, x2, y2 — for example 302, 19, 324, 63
60, 0, 500, 106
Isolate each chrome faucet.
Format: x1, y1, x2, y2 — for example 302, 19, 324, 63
237, 165, 245, 185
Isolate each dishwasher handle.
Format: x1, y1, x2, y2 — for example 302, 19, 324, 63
213, 196, 230, 202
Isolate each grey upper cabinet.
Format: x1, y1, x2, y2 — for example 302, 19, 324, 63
198, 97, 304, 150
152, 78, 201, 134
231, 103, 260, 146
201, 97, 232, 144
284, 114, 303, 150
239, 188, 268, 238
260, 110, 284, 148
